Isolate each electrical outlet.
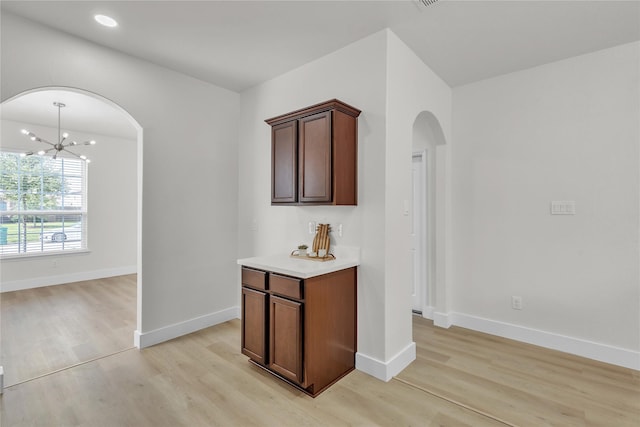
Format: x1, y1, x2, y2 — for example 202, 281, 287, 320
338, 224, 343, 238
308, 221, 316, 234
52, 260, 59, 269
511, 296, 523, 310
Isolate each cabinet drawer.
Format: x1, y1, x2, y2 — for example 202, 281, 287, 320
270, 274, 303, 300
242, 267, 267, 290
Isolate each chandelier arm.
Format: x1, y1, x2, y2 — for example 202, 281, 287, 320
35, 137, 56, 147
62, 148, 83, 159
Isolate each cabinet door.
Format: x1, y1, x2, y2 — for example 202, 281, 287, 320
269, 295, 303, 384
272, 121, 298, 203
299, 111, 332, 203
241, 287, 268, 365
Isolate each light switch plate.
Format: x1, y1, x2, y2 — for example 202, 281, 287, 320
551, 201, 575, 215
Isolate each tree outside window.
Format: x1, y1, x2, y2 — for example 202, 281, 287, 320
0, 152, 86, 256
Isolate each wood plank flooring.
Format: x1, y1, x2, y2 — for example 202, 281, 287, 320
1, 281, 638, 426
398, 316, 640, 427
1, 275, 136, 386
1, 320, 504, 427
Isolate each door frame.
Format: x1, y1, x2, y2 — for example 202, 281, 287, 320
412, 150, 429, 315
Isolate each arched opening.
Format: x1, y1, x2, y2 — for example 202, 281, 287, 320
0, 87, 143, 386
411, 111, 446, 321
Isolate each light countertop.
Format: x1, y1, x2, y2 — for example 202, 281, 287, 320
237, 246, 360, 279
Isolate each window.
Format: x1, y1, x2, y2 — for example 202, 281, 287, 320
0, 152, 87, 257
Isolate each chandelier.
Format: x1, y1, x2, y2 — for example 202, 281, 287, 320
21, 101, 95, 163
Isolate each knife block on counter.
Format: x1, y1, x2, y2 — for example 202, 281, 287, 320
291, 223, 334, 261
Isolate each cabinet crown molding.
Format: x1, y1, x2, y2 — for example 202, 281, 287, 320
265, 99, 361, 127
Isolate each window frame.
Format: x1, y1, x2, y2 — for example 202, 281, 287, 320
0, 151, 89, 259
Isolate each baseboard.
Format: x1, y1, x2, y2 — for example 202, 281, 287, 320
134, 306, 240, 349
420, 305, 435, 320
0, 265, 137, 293
433, 311, 452, 328
450, 312, 640, 371
356, 341, 416, 382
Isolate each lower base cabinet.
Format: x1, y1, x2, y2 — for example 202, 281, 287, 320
241, 287, 268, 365
270, 295, 304, 384
240, 266, 356, 397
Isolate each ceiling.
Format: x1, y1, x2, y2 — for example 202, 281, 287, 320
1, 0, 639, 137
3, 0, 639, 91
1, 90, 137, 140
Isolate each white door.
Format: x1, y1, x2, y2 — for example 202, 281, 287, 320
411, 153, 427, 313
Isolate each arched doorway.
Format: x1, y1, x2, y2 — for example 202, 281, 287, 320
0, 87, 143, 387
411, 111, 447, 321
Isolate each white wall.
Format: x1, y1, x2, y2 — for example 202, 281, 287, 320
0, 119, 137, 290
1, 12, 241, 343
452, 42, 640, 367
238, 30, 389, 368
385, 32, 453, 362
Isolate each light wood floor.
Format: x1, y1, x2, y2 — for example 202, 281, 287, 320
1, 274, 136, 386
398, 317, 640, 427
1, 282, 638, 426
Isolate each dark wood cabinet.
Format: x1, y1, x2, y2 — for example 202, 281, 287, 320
241, 267, 269, 365
269, 295, 303, 384
241, 287, 268, 365
271, 121, 298, 203
266, 99, 361, 206
299, 111, 332, 203
240, 266, 357, 397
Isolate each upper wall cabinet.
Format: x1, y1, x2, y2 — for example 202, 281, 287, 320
266, 99, 361, 206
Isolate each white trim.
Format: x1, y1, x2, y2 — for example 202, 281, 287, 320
1, 248, 91, 261
0, 210, 87, 215
0, 265, 137, 292
356, 341, 416, 382
411, 150, 429, 314
433, 311, 452, 328
421, 305, 435, 320
134, 306, 240, 349
450, 312, 640, 371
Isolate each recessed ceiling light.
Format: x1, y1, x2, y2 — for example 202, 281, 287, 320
94, 14, 118, 28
